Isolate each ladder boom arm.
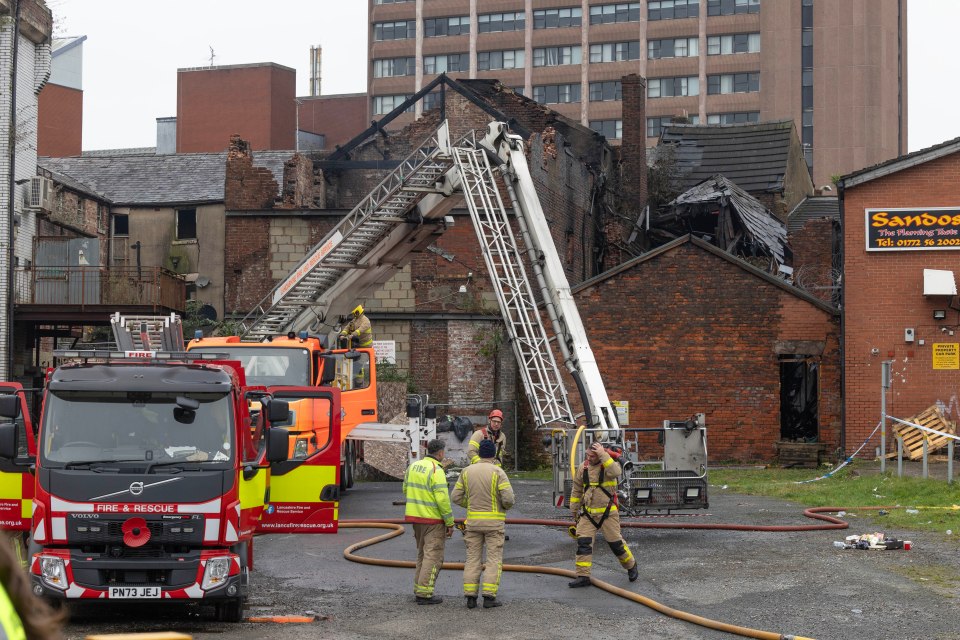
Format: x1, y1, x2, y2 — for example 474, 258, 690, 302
480, 124, 620, 437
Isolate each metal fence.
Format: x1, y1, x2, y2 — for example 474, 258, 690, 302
14, 266, 185, 311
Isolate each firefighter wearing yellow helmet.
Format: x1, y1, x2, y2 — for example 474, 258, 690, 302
339, 304, 373, 348
468, 409, 507, 466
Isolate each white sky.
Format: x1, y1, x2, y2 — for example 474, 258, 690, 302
49, 0, 955, 153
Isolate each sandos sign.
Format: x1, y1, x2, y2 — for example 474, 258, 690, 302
866, 207, 960, 251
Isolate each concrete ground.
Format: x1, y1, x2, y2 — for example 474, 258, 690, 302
64, 473, 960, 640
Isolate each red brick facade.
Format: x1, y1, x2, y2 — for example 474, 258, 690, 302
789, 218, 839, 305
177, 64, 296, 153
38, 83, 82, 157
842, 150, 960, 456
570, 237, 840, 462
298, 94, 368, 149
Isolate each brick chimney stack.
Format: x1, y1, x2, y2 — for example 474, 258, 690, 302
621, 74, 648, 213
598, 73, 648, 269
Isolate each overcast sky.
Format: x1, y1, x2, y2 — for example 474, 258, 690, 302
50, 0, 955, 154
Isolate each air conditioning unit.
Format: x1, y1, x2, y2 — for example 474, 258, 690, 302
29, 176, 53, 212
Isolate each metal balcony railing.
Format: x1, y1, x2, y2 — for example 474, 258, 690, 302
13, 266, 186, 312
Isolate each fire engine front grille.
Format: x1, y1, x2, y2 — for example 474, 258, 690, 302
69, 516, 205, 546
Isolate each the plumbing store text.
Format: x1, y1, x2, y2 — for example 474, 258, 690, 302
866, 207, 960, 251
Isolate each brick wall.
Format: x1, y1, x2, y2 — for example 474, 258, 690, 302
570, 239, 840, 462
176, 64, 295, 153
225, 135, 278, 211
842, 151, 960, 456
38, 83, 81, 157
224, 217, 270, 314
789, 218, 838, 304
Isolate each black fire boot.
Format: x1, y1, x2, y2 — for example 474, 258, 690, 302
466, 596, 477, 609
568, 576, 592, 588
628, 565, 639, 582
482, 596, 503, 608
416, 595, 443, 605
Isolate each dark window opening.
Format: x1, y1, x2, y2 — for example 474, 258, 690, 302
176, 209, 197, 240
780, 355, 819, 441
113, 214, 129, 236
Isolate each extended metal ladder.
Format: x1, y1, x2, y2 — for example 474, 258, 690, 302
238, 123, 456, 341
110, 312, 185, 352
451, 147, 574, 429
236, 119, 575, 430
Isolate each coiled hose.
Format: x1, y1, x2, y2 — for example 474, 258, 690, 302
340, 508, 875, 640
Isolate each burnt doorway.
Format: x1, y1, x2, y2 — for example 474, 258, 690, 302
780, 355, 819, 441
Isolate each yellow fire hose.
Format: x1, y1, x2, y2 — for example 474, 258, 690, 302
341, 521, 815, 640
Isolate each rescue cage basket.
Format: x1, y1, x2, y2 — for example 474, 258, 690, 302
562, 471, 708, 513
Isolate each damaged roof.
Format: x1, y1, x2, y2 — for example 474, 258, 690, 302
574, 234, 837, 316
787, 196, 840, 234
659, 120, 796, 194
669, 174, 788, 264
326, 75, 611, 169
452, 78, 609, 167
39, 151, 293, 206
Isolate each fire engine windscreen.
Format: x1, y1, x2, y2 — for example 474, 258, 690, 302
40, 391, 234, 466
190, 347, 310, 387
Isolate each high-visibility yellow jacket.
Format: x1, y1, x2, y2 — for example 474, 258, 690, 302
468, 427, 506, 466
403, 455, 454, 526
569, 449, 620, 519
451, 459, 515, 530
0, 583, 25, 640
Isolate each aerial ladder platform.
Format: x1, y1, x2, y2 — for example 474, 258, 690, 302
228, 120, 706, 509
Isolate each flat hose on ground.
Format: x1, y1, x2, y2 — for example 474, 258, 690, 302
340, 508, 877, 640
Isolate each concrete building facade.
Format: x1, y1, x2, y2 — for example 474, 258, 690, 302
367, 0, 907, 187
1, 0, 52, 379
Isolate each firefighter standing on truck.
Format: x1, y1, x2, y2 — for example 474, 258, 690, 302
339, 304, 373, 348
451, 439, 515, 609
468, 409, 507, 466
402, 439, 455, 604
568, 441, 638, 588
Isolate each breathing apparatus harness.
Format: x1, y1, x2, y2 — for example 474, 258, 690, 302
573, 444, 623, 532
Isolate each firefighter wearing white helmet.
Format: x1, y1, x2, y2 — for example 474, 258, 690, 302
468, 409, 507, 466
339, 304, 373, 348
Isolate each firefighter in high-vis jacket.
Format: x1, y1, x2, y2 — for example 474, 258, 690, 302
451, 439, 515, 609
568, 441, 638, 587
468, 409, 507, 466
403, 439, 455, 604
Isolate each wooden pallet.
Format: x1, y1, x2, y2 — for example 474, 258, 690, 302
884, 405, 956, 460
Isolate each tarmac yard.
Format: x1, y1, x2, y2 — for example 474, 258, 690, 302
65, 479, 960, 640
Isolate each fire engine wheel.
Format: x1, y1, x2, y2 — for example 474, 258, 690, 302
215, 597, 245, 623
340, 441, 355, 491
346, 442, 356, 489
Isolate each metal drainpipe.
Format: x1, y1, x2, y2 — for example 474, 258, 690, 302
6, 0, 22, 380
837, 181, 846, 456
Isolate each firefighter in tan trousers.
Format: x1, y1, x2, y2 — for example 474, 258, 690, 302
403, 439, 455, 604
568, 442, 638, 587
451, 439, 515, 609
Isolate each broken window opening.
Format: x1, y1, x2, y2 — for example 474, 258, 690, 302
779, 355, 819, 441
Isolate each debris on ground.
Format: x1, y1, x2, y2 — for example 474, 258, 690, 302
833, 532, 911, 550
